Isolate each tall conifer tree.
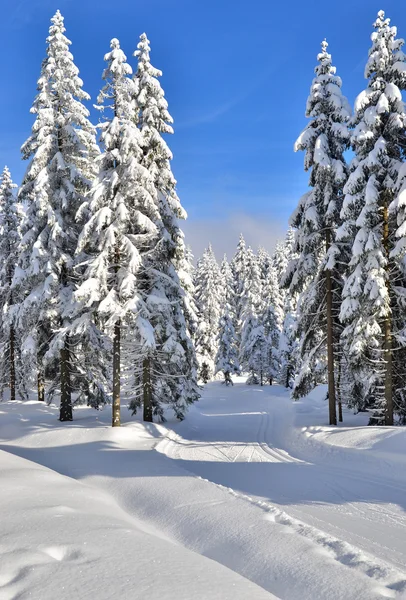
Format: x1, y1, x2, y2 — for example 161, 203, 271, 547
128, 33, 199, 420
286, 40, 350, 424
14, 11, 100, 418
339, 11, 406, 424
0, 168, 24, 400
194, 245, 222, 382
74, 38, 159, 426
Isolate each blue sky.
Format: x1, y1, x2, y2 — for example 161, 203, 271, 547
0, 0, 404, 258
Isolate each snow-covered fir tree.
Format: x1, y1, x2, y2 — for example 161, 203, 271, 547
278, 229, 300, 388
194, 245, 222, 382
279, 295, 299, 389
339, 11, 406, 424
0, 168, 25, 401
239, 247, 267, 384
179, 244, 199, 345
273, 227, 295, 304
74, 38, 160, 426
219, 254, 236, 317
13, 11, 101, 420
215, 256, 240, 384
231, 233, 248, 346
261, 257, 284, 385
259, 247, 284, 331
285, 40, 350, 424
127, 32, 199, 421
391, 166, 406, 424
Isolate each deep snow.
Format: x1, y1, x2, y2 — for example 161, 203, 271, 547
1, 380, 406, 599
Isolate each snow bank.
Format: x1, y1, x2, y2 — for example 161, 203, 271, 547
0, 447, 276, 600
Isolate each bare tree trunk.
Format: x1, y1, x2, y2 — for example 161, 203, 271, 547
143, 356, 153, 422
59, 261, 72, 421
59, 341, 72, 421
112, 239, 121, 428
37, 367, 45, 402
260, 368, 263, 387
112, 319, 121, 427
326, 229, 337, 426
337, 355, 343, 423
9, 324, 16, 402
7, 270, 16, 402
285, 365, 291, 388
383, 196, 393, 426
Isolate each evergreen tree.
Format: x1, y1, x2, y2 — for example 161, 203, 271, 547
14, 11, 100, 419
279, 230, 300, 389
261, 260, 284, 384
181, 244, 199, 343
391, 165, 406, 424
0, 168, 25, 400
240, 247, 267, 385
339, 11, 406, 424
286, 40, 350, 423
231, 233, 248, 346
215, 256, 240, 384
128, 32, 199, 421
273, 227, 295, 304
219, 254, 237, 317
279, 295, 299, 389
194, 245, 222, 382
74, 38, 159, 426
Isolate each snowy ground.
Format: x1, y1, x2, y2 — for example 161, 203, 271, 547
1, 380, 406, 599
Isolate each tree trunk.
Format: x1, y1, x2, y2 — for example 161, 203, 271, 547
143, 356, 153, 422
285, 365, 291, 389
111, 237, 121, 428
112, 319, 121, 427
383, 196, 393, 426
8, 271, 16, 402
37, 368, 45, 402
9, 324, 16, 402
337, 356, 343, 423
59, 341, 72, 421
326, 229, 337, 426
260, 368, 263, 387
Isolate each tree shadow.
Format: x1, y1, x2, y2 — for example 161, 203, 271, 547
2, 439, 406, 515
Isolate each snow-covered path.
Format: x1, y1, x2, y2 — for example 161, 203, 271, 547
159, 382, 406, 578
1, 381, 406, 599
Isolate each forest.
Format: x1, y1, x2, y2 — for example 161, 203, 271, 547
0, 9, 406, 431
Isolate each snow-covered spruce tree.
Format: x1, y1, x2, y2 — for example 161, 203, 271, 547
215, 256, 240, 384
14, 11, 100, 419
218, 254, 238, 322
339, 11, 406, 425
194, 245, 222, 383
261, 258, 284, 385
181, 245, 199, 343
75, 38, 160, 427
391, 168, 406, 424
279, 295, 299, 389
127, 32, 199, 421
285, 40, 350, 424
231, 233, 248, 347
273, 227, 295, 304
239, 247, 267, 385
279, 229, 300, 389
0, 167, 25, 401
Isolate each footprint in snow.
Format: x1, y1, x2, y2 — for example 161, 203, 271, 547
42, 546, 82, 562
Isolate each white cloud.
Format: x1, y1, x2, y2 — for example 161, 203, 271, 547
182, 212, 288, 261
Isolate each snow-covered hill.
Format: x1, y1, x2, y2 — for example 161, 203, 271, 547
1, 381, 406, 599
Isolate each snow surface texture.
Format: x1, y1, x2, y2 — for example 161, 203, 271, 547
1, 381, 406, 599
